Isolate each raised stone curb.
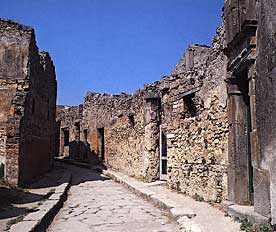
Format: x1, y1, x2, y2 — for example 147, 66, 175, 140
222, 201, 270, 225
102, 169, 201, 232
8, 172, 72, 232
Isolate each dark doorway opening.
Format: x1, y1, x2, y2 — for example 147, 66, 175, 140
83, 129, 88, 144
98, 128, 105, 162
236, 69, 254, 203
160, 127, 167, 180
64, 129, 69, 147
82, 129, 89, 160
0, 163, 4, 178
128, 114, 135, 128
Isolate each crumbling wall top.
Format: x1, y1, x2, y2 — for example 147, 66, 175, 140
0, 19, 36, 80
57, 105, 83, 128
171, 44, 210, 75
0, 19, 33, 32
39, 51, 56, 80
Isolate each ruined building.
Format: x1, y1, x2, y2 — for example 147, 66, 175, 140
0, 20, 58, 186
56, 0, 276, 224
224, 0, 276, 223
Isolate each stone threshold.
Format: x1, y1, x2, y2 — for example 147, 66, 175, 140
223, 201, 270, 225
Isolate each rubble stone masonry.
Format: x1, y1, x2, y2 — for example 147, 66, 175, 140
2, 0, 276, 224
56, 0, 276, 222
0, 19, 57, 186
57, 24, 229, 198
164, 26, 228, 202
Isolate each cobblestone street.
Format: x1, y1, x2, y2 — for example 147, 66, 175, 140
47, 165, 182, 232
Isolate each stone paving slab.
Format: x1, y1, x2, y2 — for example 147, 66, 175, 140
103, 169, 242, 232
9, 221, 38, 232
47, 165, 183, 232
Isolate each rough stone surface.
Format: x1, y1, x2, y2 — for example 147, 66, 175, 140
0, 162, 70, 232
223, 0, 276, 224
170, 207, 196, 219
54, 0, 276, 226
56, 28, 229, 199
171, 44, 210, 75
226, 204, 270, 225
47, 165, 182, 232
255, 0, 276, 224
9, 221, 37, 232
0, 19, 58, 186
57, 105, 83, 158
103, 169, 241, 232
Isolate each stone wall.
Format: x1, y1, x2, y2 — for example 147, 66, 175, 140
223, 0, 276, 222
0, 84, 16, 173
82, 92, 132, 161
104, 90, 161, 181
56, 105, 83, 158
54, 1, 276, 212
105, 106, 145, 179
57, 105, 83, 129
58, 89, 162, 181
18, 51, 57, 185
57, 23, 229, 198
159, 25, 229, 203
255, 0, 276, 223
171, 44, 210, 75
0, 19, 57, 186
0, 20, 33, 185
82, 92, 131, 129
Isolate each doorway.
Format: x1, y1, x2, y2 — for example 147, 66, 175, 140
63, 129, 69, 147
98, 128, 105, 162
159, 126, 167, 180
233, 68, 254, 203
237, 70, 254, 203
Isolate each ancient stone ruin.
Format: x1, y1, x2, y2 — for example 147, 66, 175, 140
0, 19, 58, 186
56, 0, 276, 224
1, 0, 276, 227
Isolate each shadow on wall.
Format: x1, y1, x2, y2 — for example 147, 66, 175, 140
67, 141, 101, 165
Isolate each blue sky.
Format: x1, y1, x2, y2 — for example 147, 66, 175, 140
1, 0, 224, 105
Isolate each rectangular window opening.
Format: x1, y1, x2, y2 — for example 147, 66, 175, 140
128, 114, 135, 128
183, 93, 197, 117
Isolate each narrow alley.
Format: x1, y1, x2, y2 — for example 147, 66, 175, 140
2, 1, 276, 231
